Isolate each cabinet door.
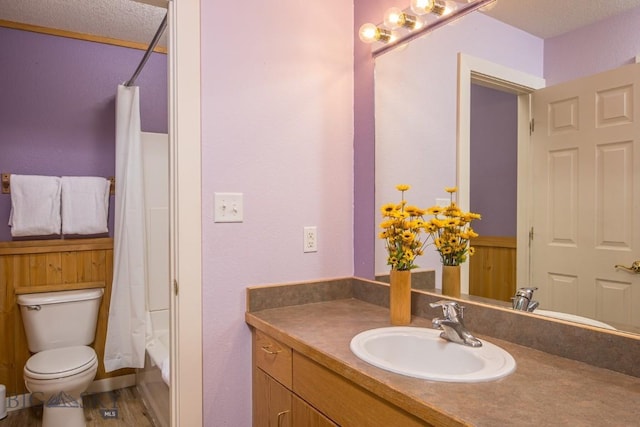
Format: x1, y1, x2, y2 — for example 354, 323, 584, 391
292, 394, 338, 427
254, 368, 292, 427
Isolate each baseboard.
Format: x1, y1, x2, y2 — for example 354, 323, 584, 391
5, 374, 137, 411
5, 393, 32, 412
4, 374, 136, 412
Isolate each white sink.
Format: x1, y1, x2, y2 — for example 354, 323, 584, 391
350, 327, 516, 383
534, 309, 616, 330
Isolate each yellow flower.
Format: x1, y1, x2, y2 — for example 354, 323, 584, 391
427, 206, 443, 215
412, 219, 425, 228
424, 223, 437, 233
379, 184, 430, 271
425, 187, 481, 266
401, 231, 415, 243
379, 219, 394, 229
404, 205, 420, 215
445, 218, 459, 227
381, 203, 396, 216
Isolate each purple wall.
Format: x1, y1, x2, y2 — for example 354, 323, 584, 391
354, 0, 397, 278
470, 84, 517, 237
545, 7, 640, 85
0, 27, 167, 241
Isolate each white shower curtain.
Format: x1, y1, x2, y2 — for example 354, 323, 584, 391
104, 85, 147, 372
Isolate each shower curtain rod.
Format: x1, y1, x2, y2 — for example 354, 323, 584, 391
125, 12, 168, 87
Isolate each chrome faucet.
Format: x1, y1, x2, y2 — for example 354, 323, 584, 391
512, 287, 539, 312
430, 300, 482, 347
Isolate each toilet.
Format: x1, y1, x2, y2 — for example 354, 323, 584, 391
17, 288, 103, 427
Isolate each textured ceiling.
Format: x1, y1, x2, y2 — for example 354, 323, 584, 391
2, 0, 640, 50
482, 0, 640, 39
0, 0, 168, 48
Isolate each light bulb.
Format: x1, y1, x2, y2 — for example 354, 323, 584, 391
359, 23, 378, 43
384, 7, 418, 30
410, 0, 446, 16
384, 7, 403, 29
358, 23, 392, 44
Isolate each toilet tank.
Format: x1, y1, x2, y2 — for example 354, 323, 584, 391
17, 288, 104, 353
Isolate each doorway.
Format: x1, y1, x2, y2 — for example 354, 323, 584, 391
468, 83, 519, 301
456, 53, 545, 296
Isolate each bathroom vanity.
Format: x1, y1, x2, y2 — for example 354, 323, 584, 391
246, 278, 640, 426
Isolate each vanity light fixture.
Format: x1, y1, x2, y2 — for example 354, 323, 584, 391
360, 0, 497, 56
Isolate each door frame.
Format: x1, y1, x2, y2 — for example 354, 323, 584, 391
168, 0, 203, 425
456, 53, 545, 294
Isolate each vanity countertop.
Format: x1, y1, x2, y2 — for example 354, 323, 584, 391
246, 296, 640, 426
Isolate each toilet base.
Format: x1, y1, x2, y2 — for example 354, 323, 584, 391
43, 402, 86, 427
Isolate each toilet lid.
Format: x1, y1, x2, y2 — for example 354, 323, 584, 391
25, 346, 97, 380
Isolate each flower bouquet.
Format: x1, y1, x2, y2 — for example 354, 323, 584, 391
379, 184, 429, 271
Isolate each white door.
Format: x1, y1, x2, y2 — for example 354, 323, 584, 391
530, 62, 640, 329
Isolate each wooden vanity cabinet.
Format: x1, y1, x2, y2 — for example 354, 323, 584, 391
253, 329, 336, 426
252, 329, 430, 427
254, 368, 292, 427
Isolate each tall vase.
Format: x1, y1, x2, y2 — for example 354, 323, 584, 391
389, 269, 412, 325
442, 265, 461, 298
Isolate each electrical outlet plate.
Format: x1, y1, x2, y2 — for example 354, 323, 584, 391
214, 193, 243, 223
303, 226, 317, 253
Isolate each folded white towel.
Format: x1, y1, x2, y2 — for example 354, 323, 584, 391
9, 175, 62, 237
61, 176, 110, 235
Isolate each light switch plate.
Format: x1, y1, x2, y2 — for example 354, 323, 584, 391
214, 193, 243, 223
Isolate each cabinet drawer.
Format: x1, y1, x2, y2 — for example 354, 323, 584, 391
293, 352, 432, 426
254, 330, 292, 388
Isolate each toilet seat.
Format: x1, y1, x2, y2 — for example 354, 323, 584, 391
24, 346, 97, 380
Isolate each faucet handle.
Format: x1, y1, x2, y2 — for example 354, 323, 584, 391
429, 300, 463, 320
515, 287, 538, 299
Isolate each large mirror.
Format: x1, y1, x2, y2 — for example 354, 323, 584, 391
374, 0, 640, 335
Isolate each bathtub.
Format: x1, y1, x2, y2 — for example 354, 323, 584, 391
137, 310, 169, 427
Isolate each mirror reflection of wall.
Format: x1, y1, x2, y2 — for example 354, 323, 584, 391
374, 3, 640, 334
470, 84, 517, 238
469, 84, 518, 302
374, 9, 542, 280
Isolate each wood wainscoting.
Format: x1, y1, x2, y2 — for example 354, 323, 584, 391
469, 236, 517, 303
0, 238, 133, 396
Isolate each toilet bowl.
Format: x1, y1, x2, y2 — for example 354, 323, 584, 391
17, 288, 103, 427
24, 346, 98, 427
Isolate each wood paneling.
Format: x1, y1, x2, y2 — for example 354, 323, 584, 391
469, 236, 517, 302
0, 238, 133, 396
